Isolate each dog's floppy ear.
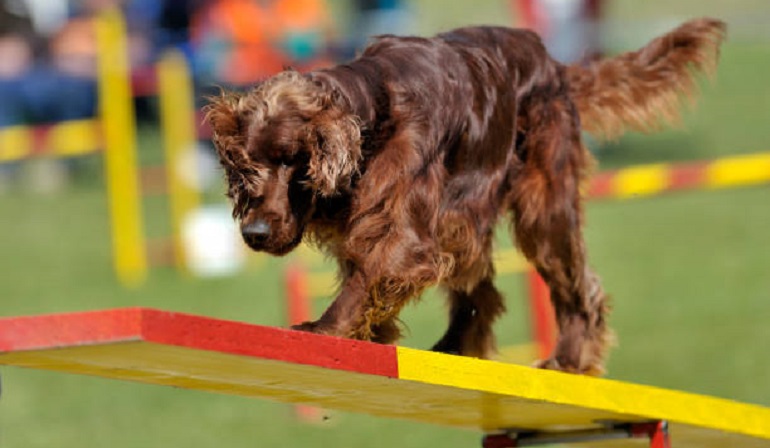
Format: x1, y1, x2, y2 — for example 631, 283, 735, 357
204, 90, 260, 171
204, 91, 241, 138
203, 91, 247, 165
305, 110, 362, 196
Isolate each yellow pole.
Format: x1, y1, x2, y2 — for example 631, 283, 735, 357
157, 50, 200, 272
96, 9, 147, 287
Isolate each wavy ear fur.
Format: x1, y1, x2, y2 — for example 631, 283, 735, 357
204, 90, 268, 206
306, 109, 362, 196
203, 91, 248, 168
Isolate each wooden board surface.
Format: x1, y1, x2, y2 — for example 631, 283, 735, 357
1, 308, 769, 447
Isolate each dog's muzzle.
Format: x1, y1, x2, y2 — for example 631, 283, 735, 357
241, 219, 271, 242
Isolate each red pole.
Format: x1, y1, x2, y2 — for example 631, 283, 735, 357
286, 263, 311, 327
527, 269, 557, 360
284, 263, 323, 422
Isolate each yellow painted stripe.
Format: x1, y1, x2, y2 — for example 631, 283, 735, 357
613, 164, 671, 198
50, 119, 101, 156
0, 126, 32, 162
494, 247, 530, 275
396, 347, 770, 439
707, 153, 770, 188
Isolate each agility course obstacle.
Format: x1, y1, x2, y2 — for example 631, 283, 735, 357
0, 10, 205, 286
1, 308, 769, 447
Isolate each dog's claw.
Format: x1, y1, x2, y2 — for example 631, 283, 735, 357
290, 321, 321, 333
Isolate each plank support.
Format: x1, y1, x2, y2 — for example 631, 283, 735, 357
482, 420, 670, 447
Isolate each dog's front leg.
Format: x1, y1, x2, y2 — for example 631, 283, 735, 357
290, 264, 413, 344
290, 270, 369, 338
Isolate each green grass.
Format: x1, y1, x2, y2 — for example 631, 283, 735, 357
1, 185, 769, 448
2, 2, 770, 447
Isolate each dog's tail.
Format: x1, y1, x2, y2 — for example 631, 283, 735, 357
567, 18, 726, 140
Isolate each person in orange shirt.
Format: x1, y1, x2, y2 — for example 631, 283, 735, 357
511, 0, 604, 63
272, 0, 335, 70
192, 0, 288, 86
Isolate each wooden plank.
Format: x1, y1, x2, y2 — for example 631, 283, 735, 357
1, 308, 769, 447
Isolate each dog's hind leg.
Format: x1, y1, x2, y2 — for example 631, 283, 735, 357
431, 278, 506, 359
508, 93, 611, 376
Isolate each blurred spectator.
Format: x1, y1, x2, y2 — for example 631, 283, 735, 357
0, 0, 105, 128
155, 0, 206, 60
511, 0, 604, 63
192, 0, 288, 87
35, 7, 98, 122
0, 1, 37, 127
191, 0, 338, 88
273, 0, 335, 69
350, 0, 413, 53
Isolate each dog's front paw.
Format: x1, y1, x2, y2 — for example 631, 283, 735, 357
290, 321, 326, 334
533, 358, 604, 376
533, 358, 560, 371
430, 339, 461, 356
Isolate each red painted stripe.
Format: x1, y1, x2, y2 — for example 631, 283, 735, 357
140, 309, 399, 378
667, 161, 709, 191
0, 308, 144, 351
0, 308, 399, 379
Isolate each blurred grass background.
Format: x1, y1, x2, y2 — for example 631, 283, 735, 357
1, 0, 769, 447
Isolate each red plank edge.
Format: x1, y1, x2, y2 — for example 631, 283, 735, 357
0, 308, 399, 378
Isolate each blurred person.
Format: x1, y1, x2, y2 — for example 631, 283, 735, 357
273, 0, 335, 69
34, 11, 98, 122
191, 0, 288, 87
22, 0, 68, 36
350, 0, 413, 53
512, 0, 604, 63
0, 0, 37, 127
155, 0, 207, 60
0, 1, 36, 189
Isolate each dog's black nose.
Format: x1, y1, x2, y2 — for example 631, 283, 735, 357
242, 219, 271, 239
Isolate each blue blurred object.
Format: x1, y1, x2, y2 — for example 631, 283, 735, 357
0, 63, 95, 127
282, 30, 323, 62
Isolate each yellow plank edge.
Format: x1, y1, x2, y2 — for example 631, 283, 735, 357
707, 153, 770, 188
397, 347, 770, 445
1, 342, 407, 416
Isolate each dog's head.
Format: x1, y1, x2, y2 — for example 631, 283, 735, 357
205, 71, 362, 255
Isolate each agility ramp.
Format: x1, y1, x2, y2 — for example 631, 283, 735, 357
1, 308, 768, 447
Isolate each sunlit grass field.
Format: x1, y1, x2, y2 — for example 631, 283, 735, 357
2, 2, 770, 447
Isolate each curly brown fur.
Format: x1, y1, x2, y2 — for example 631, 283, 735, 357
206, 19, 726, 375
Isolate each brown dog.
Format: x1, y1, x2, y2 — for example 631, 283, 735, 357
205, 19, 725, 375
